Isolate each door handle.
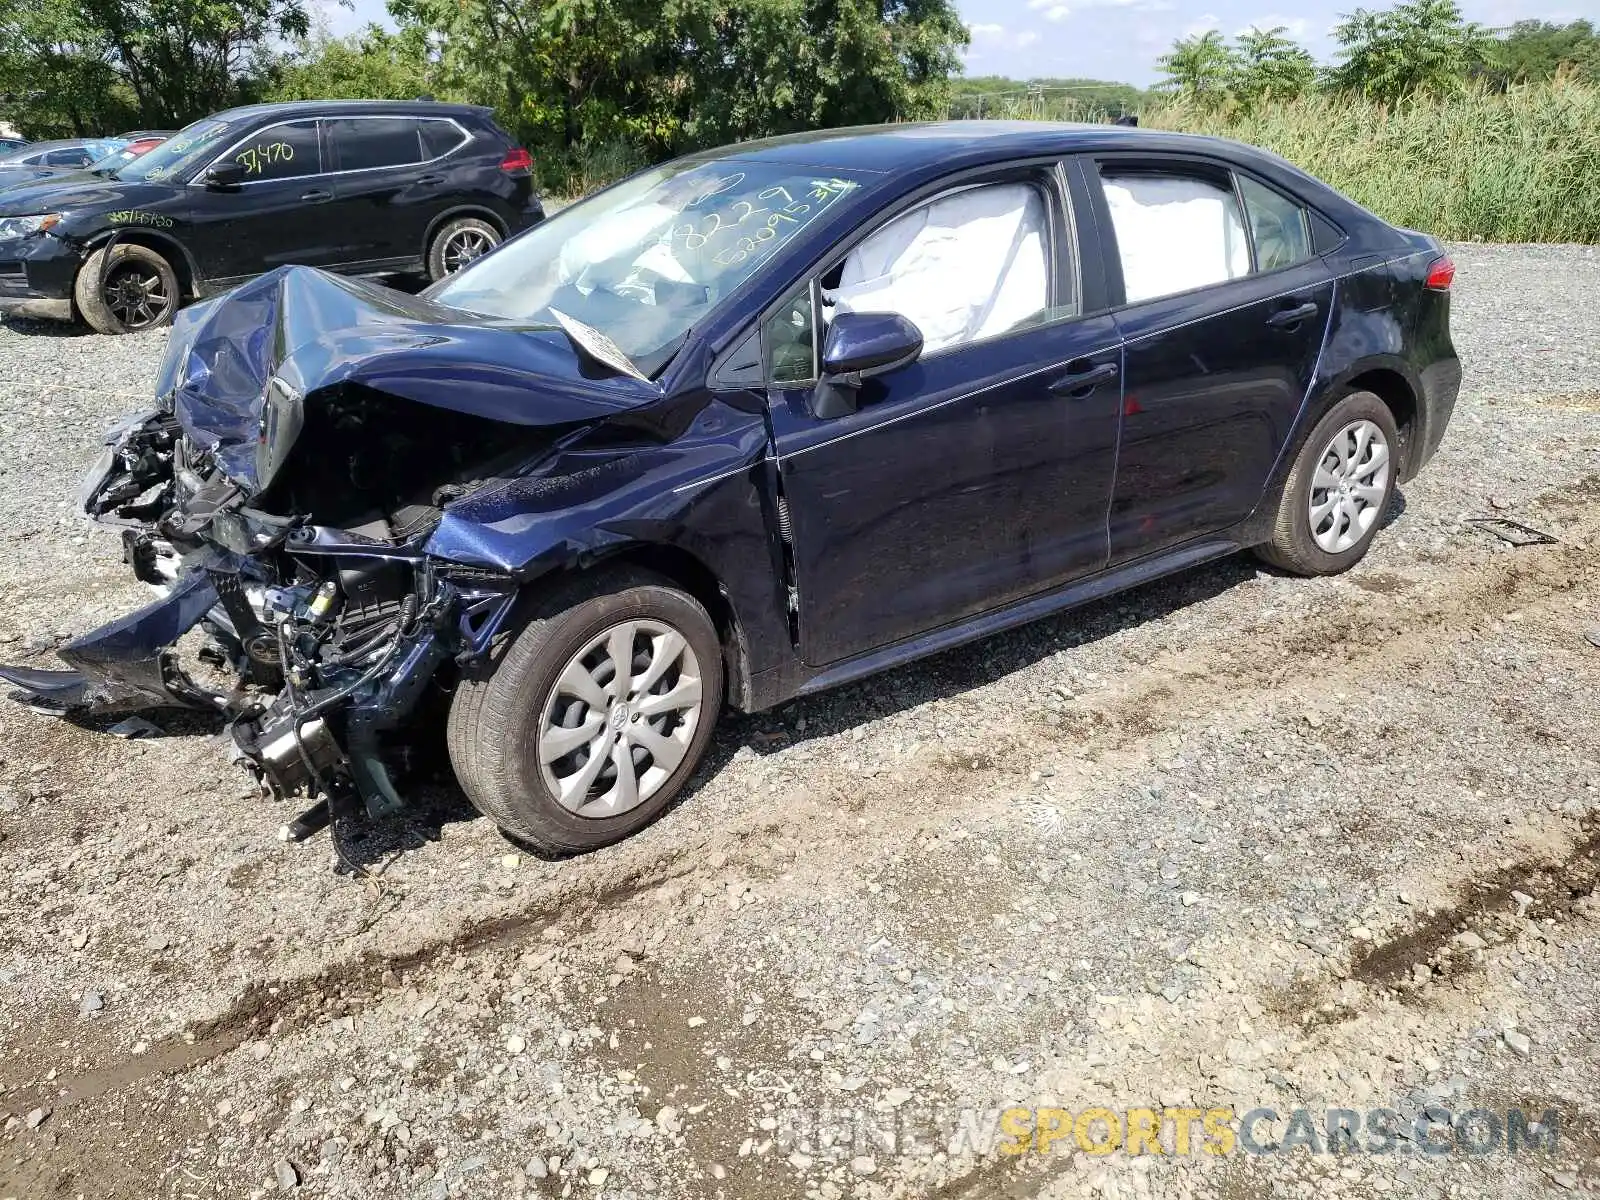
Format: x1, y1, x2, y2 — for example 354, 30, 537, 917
415, 173, 446, 185
1048, 360, 1119, 397
1267, 300, 1319, 329
300, 188, 333, 203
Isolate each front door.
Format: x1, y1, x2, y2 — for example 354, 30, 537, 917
184, 118, 344, 284
1088, 157, 1335, 562
764, 170, 1123, 667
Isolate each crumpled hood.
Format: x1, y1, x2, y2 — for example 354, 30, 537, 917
153, 266, 664, 491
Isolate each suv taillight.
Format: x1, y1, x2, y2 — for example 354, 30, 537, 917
1424, 254, 1455, 291
499, 147, 532, 175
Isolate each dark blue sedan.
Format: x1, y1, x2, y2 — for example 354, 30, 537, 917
0, 121, 1460, 856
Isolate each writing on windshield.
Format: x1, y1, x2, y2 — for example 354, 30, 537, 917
673, 175, 855, 271
120, 121, 236, 182
432, 161, 864, 372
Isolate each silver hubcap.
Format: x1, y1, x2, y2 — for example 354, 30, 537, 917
1309, 418, 1390, 553
443, 228, 494, 272
536, 619, 704, 819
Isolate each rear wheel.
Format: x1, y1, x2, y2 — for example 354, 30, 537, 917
447, 570, 724, 855
427, 217, 501, 281
74, 243, 180, 335
1255, 389, 1400, 576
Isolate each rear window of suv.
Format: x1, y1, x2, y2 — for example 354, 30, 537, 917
328, 117, 465, 171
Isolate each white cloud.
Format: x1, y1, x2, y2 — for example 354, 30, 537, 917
1233, 15, 1312, 39
1029, 0, 1174, 15
1016, 30, 1041, 46
968, 21, 1006, 35
1181, 12, 1221, 36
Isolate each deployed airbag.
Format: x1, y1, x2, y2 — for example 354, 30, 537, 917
1102, 175, 1251, 303
824, 183, 1049, 354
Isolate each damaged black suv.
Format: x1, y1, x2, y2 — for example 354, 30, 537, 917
0, 124, 1460, 855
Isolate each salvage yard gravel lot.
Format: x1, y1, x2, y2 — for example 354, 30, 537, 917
0, 243, 1597, 1200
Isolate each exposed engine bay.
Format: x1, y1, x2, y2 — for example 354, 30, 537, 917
0, 265, 676, 844
0, 396, 538, 841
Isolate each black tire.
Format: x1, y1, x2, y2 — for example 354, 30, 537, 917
426, 217, 502, 281
74, 243, 180, 335
447, 569, 724, 855
1255, 390, 1400, 576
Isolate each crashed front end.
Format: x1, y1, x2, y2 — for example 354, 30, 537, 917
1, 400, 524, 835
0, 267, 655, 836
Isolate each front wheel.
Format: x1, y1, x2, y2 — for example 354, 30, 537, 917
74, 244, 180, 335
447, 570, 725, 855
1255, 389, 1400, 576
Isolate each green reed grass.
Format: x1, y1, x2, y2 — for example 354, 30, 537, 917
1145, 80, 1600, 243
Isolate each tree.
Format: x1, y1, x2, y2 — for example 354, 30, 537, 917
388, 0, 969, 187
0, 0, 312, 135
0, 4, 132, 137
1487, 19, 1600, 84
1157, 31, 1240, 108
1327, 0, 1492, 102
1232, 25, 1316, 106
270, 23, 434, 102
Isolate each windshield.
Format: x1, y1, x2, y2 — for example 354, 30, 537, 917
431, 160, 865, 371
114, 118, 237, 183
90, 146, 141, 175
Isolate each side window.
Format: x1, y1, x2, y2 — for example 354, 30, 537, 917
1100, 168, 1249, 303
821, 181, 1063, 356
419, 120, 466, 160
328, 117, 424, 171
762, 283, 817, 385
45, 149, 91, 166
228, 120, 321, 182
1237, 174, 1313, 272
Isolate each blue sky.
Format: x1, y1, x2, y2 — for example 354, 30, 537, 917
318, 0, 1600, 86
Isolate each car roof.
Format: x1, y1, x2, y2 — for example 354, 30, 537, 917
690, 120, 1292, 175
1, 137, 114, 153
0, 138, 120, 162
203, 100, 494, 123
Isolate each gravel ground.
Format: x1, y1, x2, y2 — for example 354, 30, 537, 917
0, 244, 1596, 1200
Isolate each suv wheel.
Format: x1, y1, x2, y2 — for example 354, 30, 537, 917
447, 569, 725, 855
1256, 390, 1400, 576
428, 217, 501, 281
74, 244, 180, 335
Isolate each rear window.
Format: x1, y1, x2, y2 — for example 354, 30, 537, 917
328, 117, 426, 171
420, 120, 467, 159
1237, 174, 1313, 271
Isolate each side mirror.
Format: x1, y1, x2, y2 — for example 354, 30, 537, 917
203, 161, 245, 190
813, 311, 923, 419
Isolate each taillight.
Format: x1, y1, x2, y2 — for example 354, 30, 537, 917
499, 147, 532, 175
1424, 254, 1455, 291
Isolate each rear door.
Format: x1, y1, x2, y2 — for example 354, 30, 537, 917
323, 115, 465, 270
1086, 155, 1334, 562
183, 118, 340, 283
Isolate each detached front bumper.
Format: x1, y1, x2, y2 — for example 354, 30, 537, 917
0, 564, 228, 712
